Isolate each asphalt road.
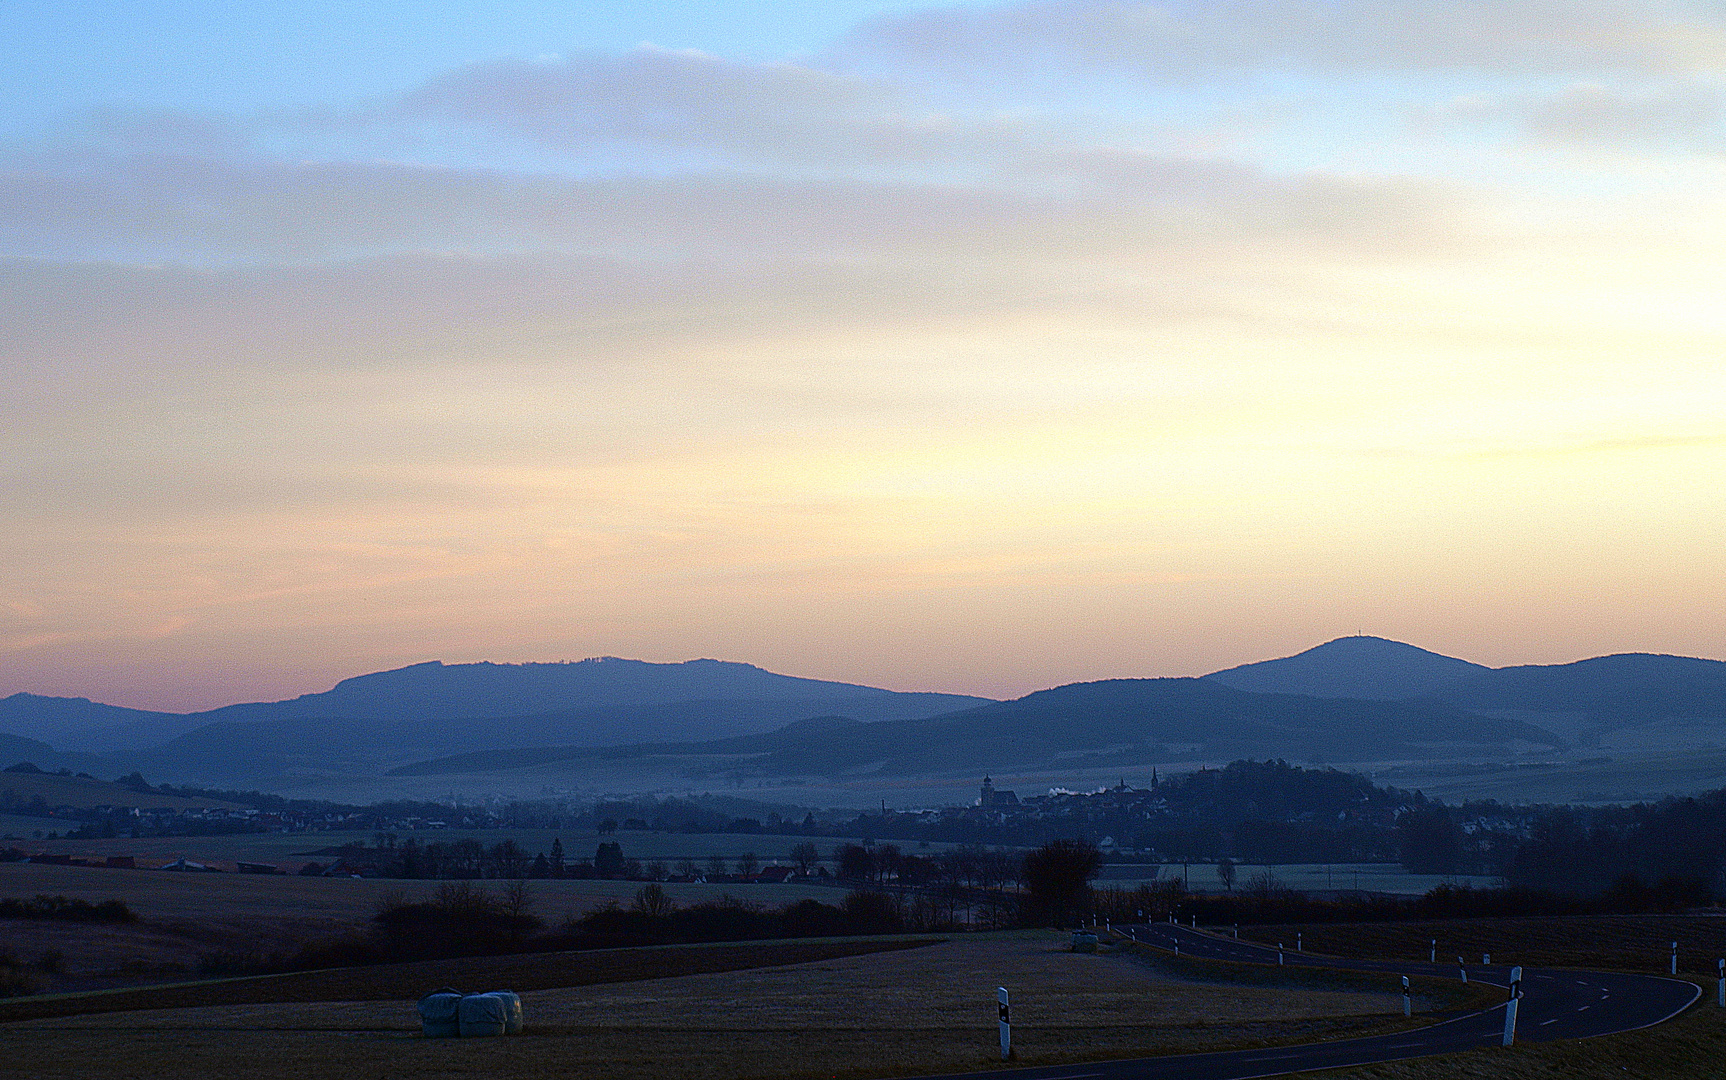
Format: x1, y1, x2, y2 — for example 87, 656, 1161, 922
907, 922, 1701, 1080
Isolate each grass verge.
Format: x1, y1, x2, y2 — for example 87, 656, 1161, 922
1318, 995, 1725, 1080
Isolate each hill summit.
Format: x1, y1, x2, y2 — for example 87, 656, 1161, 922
1204, 636, 1488, 701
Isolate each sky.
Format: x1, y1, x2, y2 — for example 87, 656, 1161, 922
4, 1, 1726, 711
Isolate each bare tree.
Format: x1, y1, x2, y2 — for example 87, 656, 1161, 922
1217, 858, 1236, 893
789, 841, 820, 874
632, 883, 675, 918
736, 852, 760, 879
502, 879, 534, 920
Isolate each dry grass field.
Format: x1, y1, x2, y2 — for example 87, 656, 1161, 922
0, 932, 1429, 1080
0, 862, 843, 992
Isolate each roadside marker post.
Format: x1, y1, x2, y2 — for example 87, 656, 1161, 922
1716, 959, 1723, 1006
1233, 924, 1238, 939
1401, 976, 1411, 1017
997, 988, 1011, 1060
1458, 957, 1467, 983
1483, 954, 1490, 965
1671, 941, 1678, 976
1278, 943, 1285, 965
1502, 966, 1522, 1046
1430, 940, 1436, 963
1297, 933, 1302, 952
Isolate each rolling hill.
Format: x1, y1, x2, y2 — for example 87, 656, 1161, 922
0, 658, 992, 768
1204, 636, 1488, 700
389, 677, 1564, 780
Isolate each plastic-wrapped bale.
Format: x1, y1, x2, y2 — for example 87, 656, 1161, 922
417, 988, 463, 1038
458, 992, 511, 1037
495, 990, 523, 1035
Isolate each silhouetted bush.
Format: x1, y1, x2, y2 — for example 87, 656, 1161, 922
0, 895, 136, 924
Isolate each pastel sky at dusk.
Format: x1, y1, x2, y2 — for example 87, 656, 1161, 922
4, 1, 1725, 711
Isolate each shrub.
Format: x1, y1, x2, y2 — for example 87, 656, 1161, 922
0, 895, 136, 924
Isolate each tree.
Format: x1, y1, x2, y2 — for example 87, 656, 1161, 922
595, 842, 625, 878
835, 843, 874, 881
502, 880, 534, 923
632, 883, 675, 918
1216, 858, 1236, 892
706, 854, 729, 880
736, 852, 760, 879
789, 841, 820, 874
1020, 839, 1101, 927
1398, 808, 1465, 874
549, 838, 565, 877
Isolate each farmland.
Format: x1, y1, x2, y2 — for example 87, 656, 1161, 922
12, 827, 980, 871
0, 861, 849, 992
0, 931, 1427, 1080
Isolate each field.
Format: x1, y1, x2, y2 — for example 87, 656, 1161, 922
0, 813, 68, 838
16, 828, 975, 872
1100, 862, 1499, 895
19, 827, 1496, 902
1242, 914, 1726, 979
0, 771, 237, 812
0, 931, 1431, 1080
0, 861, 856, 992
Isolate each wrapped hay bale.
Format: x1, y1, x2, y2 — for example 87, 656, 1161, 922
458, 991, 511, 1037
416, 988, 463, 1038
495, 990, 523, 1035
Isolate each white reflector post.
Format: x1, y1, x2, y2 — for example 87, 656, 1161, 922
997, 987, 1011, 1060
1503, 966, 1522, 1046
1401, 975, 1411, 1017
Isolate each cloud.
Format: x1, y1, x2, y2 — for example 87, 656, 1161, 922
394, 46, 945, 166
849, 0, 1726, 79
0, 124, 1454, 266
1524, 81, 1726, 146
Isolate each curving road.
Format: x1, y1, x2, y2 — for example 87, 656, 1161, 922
906, 922, 1700, 1080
